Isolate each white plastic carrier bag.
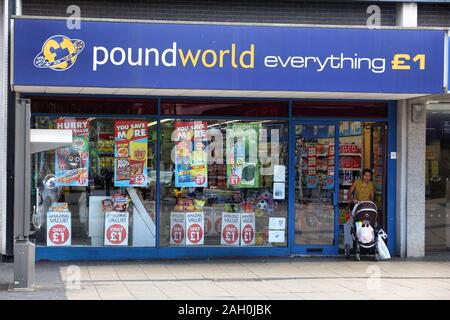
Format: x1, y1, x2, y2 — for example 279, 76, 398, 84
377, 229, 391, 260
356, 224, 374, 244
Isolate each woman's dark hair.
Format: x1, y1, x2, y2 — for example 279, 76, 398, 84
362, 168, 373, 178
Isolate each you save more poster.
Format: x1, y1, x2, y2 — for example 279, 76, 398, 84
55, 118, 89, 186
173, 121, 208, 188
114, 120, 148, 187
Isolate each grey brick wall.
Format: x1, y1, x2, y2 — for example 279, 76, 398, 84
22, 0, 397, 26
418, 3, 450, 26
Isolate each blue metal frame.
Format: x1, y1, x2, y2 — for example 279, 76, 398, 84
387, 102, 397, 255
289, 120, 340, 255
31, 96, 397, 261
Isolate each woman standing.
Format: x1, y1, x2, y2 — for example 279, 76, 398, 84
349, 168, 375, 204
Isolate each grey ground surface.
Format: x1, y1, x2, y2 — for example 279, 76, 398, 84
1, 256, 450, 300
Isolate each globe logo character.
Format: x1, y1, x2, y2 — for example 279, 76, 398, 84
33, 35, 84, 71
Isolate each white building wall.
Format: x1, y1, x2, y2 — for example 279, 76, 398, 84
396, 2, 427, 258
0, 0, 9, 255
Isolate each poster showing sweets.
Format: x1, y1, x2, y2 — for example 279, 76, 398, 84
226, 123, 260, 188
173, 121, 208, 188
114, 120, 148, 187
55, 118, 89, 186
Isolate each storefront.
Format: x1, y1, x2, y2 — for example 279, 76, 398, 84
10, 17, 445, 260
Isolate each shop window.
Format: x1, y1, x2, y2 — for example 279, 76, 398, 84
31, 115, 157, 247
337, 121, 387, 249
30, 97, 157, 115
293, 102, 388, 118
161, 100, 289, 117
159, 119, 289, 247
425, 109, 450, 253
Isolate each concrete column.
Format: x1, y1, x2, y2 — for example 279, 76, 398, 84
396, 99, 426, 258
396, 2, 418, 27
406, 101, 426, 257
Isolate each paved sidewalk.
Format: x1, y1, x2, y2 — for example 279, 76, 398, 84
1, 257, 450, 300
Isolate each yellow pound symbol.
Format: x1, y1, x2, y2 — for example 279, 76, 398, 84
392, 54, 426, 71
391, 54, 411, 70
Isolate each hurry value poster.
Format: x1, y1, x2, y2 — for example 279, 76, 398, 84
226, 123, 260, 188
55, 118, 89, 186
173, 121, 208, 188
114, 120, 148, 187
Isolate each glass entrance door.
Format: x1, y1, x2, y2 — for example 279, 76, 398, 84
290, 122, 339, 255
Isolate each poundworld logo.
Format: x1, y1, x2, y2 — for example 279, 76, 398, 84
92, 42, 255, 71
34, 35, 85, 71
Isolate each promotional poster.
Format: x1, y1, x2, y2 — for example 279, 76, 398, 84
185, 212, 205, 245
55, 118, 89, 186
173, 121, 208, 188
170, 212, 186, 245
114, 120, 148, 187
240, 213, 256, 246
226, 123, 260, 188
221, 212, 241, 246
47, 203, 71, 247
104, 211, 129, 246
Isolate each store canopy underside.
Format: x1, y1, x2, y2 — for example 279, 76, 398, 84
13, 86, 428, 100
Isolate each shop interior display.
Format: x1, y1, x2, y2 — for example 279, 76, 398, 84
294, 122, 387, 249
31, 116, 157, 247
160, 120, 289, 247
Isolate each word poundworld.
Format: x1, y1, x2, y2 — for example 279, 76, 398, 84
93, 42, 255, 71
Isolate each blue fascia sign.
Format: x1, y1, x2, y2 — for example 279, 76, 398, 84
12, 18, 446, 94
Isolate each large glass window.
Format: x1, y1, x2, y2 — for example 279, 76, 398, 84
426, 106, 450, 253
159, 119, 289, 247
30, 101, 157, 247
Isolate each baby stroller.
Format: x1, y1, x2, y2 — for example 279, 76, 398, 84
345, 201, 380, 261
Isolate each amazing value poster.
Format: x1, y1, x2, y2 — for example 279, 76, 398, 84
226, 123, 261, 188
114, 120, 148, 187
173, 121, 208, 188
55, 118, 89, 186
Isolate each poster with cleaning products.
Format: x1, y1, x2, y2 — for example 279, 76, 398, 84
226, 123, 260, 188
55, 118, 89, 186
46, 203, 71, 246
174, 121, 208, 188
114, 120, 148, 187
104, 211, 129, 246
221, 212, 241, 246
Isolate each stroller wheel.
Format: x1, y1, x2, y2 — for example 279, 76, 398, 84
355, 253, 360, 261
345, 244, 351, 259
374, 252, 380, 261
